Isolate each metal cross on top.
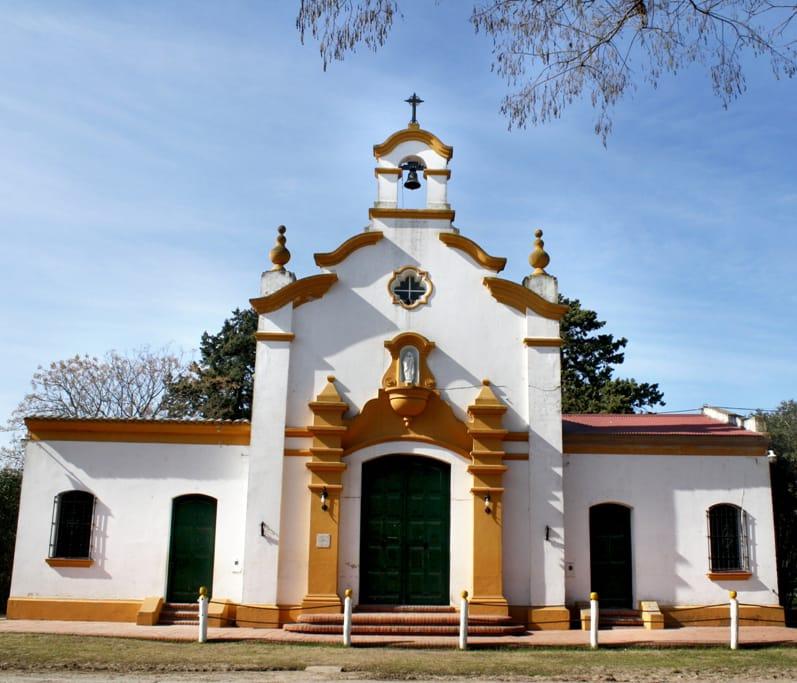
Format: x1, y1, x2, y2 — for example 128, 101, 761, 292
405, 92, 423, 125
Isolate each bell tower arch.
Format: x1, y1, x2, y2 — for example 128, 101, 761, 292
372, 93, 453, 213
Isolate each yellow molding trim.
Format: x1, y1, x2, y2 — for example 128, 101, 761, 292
707, 571, 753, 581
423, 168, 451, 178
373, 128, 453, 160
250, 273, 338, 314
45, 558, 93, 568
505, 431, 529, 442
524, 337, 563, 347
313, 231, 383, 267
285, 427, 312, 438
483, 277, 570, 320
564, 433, 768, 456
254, 332, 295, 342
7, 597, 141, 623
373, 167, 402, 176
439, 233, 506, 272
284, 449, 311, 457
136, 596, 164, 626
661, 603, 784, 627
25, 418, 251, 446
369, 207, 455, 221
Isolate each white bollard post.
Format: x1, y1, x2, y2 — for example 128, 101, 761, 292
343, 588, 353, 647
729, 590, 739, 650
589, 592, 599, 650
459, 590, 469, 651
197, 586, 208, 644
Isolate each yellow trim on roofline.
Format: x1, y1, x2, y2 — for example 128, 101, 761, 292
313, 232, 383, 268
250, 273, 338, 314
373, 127, 453, 160
483, 277, 569, 320
25, 417, 251, 445
439, 232, 506, 272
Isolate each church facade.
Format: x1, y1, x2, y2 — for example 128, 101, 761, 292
9, 113, 783, 629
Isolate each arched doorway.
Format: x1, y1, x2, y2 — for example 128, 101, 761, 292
166, 494, 217, 602
360, 455, 450, 605
589, 503, 633, 609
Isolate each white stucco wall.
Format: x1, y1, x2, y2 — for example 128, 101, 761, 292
563, 452, 779, 606
11, 439, 249, 602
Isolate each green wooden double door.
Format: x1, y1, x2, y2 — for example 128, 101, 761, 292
589, 503, 633, 609
360, 456, 450, 605
166, 495, 217, 603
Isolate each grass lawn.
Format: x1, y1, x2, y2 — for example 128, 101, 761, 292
1, 634, 797, 680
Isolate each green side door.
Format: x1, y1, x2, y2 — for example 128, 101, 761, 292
166, 495, 217, 603
360, 456, 450, 605
589, 503, 633, 609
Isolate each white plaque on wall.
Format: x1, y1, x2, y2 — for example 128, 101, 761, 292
316, 533, 331, 548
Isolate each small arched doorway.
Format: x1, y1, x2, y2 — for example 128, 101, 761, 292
589, 503, 633, 608
360, 455, 450, 605
166, 494, 217, 602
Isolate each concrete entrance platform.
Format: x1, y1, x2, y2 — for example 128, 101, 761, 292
1, 619, 796, 647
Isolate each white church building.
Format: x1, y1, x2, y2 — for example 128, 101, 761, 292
9, 103, 783, 632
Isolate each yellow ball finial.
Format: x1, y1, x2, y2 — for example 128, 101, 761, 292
529, 228, 550, 275
729, 590, 737, 599
344, 588, 352, 598
461, 590, 469, 599
269, 225, 291, 271
590, 592, 599, 601
198, 586, 208, 598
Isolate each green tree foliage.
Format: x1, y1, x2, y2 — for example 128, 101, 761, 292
165, 308, 258, 420
560, 296, 664, 413
0, 468, 22, 614
765, 400, 797, 618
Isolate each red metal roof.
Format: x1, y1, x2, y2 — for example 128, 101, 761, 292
562, 413, 754, 437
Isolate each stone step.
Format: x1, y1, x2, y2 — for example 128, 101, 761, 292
285, 609, 526, 636
298, 612, 517, 625
159, 602, 199, 625
355, 604, 456, 613
284, 622, 526, 636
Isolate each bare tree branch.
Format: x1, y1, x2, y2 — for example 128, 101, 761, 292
296, 0, 797, 141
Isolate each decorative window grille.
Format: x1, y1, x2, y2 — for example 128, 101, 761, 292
49, 491, 96, 559
388, 267, 433, 309
706, 504, 749, 572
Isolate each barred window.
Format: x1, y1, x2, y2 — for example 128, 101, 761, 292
50, 491, 95, 559
707, 504, 749, 572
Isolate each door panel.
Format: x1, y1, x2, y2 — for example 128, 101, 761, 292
589, 503, 633, 609
167, 495, 217, 603
360, 456, 450, 604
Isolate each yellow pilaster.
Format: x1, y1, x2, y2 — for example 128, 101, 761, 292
467, 379, 509, 616
301, 376, 347, 612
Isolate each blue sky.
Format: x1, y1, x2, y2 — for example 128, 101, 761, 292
1, 1, 795, 437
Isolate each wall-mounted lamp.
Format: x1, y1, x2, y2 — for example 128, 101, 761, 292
320, 487, 329, 511
483, 493, 492, 515
545, 525, 551, 542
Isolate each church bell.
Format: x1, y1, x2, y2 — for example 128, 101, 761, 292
404, 168, 421, 190
400, 160, 424, 191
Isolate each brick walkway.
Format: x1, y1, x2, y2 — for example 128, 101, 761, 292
1, 619, 796, 647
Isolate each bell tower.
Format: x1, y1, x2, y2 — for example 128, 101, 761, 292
370, 93, 454, 224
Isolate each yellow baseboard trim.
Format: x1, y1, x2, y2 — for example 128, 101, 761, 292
136, 596, 163, 626
7, 597, 142, 622
662, 603, 784, 627
235, 602, 342, 629
526, 605, 571, 631
208, 598, 237, 628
